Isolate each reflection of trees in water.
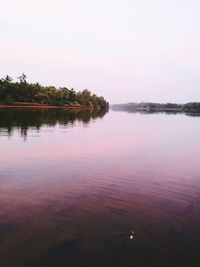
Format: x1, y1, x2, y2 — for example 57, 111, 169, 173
0, 108, 108, 138
112, 109, 200, 117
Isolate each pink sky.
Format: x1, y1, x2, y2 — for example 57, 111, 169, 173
1, 0, 200, 103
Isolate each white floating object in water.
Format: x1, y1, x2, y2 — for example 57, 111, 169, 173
130, 230, 135, 240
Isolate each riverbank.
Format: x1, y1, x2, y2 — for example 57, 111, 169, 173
111, 102, 200, 113
0, 102, 85, 109
0, 75, 109, 110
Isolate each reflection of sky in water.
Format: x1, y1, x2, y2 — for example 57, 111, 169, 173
0, 109, 200, 267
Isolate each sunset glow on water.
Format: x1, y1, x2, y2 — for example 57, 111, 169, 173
1, 108, 200, 267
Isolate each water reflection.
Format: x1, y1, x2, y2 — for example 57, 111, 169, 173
0, 108, 107, 138
1, 110, 200, 267
111, 108, 200, 117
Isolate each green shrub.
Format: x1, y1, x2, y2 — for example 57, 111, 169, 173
3, 96, 14, 104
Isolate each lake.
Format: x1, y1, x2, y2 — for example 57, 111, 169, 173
0, 108, 200, 267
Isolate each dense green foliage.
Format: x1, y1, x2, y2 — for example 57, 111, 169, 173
0, 74, 109, 109
112, 102, 200, 113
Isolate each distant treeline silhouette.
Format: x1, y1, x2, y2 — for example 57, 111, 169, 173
112, 102, 200, 113
0, 74, 109, 109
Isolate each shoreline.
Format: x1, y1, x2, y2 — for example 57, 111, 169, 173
111, 107, 183, 112
0, 103, 85, 109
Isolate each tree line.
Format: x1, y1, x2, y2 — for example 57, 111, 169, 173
0, 74, 109, 109
112, 102, 200, 113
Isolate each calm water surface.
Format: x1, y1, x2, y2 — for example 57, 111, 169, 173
0, 108, 200, 267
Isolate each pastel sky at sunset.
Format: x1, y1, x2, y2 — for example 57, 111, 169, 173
1, 0, 200, 103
